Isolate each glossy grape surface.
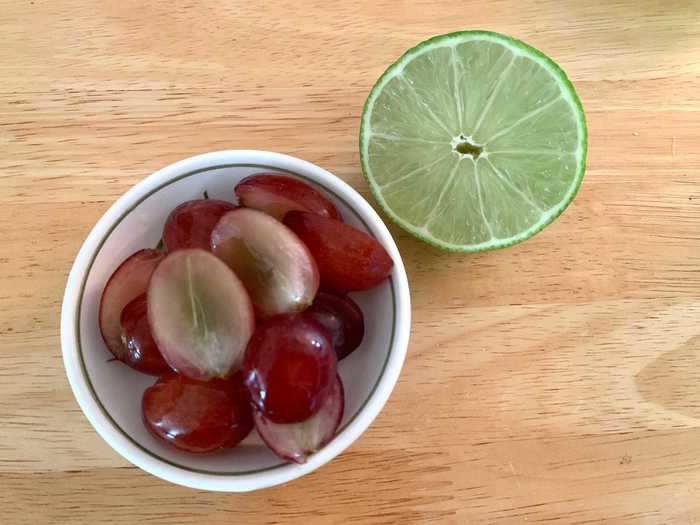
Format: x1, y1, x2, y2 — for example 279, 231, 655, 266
163, 199, 236, 252
142, 372, 253, 453
304, 291, 364, 360
235, 174, 340, 221
243, 314, 336, 424
283, 211, 393, 292
119, 293, 171, 375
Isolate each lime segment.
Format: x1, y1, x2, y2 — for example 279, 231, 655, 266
360, 31, 587, 252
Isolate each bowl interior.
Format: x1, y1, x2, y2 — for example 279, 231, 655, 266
76, 163, 397, 475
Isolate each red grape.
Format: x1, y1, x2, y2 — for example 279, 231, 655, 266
142, 372, 253, 453
211, 208, 319, 317
255, 374, 344, 464
148, 249, 255, 380
222, 371, 255, 448
235, 174, 340, 221
283, 211, 393, 292
99, 249, 164, 362
243, 314, 337, 424
163, 199, 236, 252
118, 294, 170, 375
304, 291, 364, 360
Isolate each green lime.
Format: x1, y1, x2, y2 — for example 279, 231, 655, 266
360, 31, 587, 252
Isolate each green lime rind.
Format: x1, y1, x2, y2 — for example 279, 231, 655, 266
359, 30, 588, 253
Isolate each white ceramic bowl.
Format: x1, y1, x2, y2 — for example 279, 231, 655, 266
61, 150, 411, 492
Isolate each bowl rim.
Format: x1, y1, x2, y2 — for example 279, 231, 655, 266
60, 150, 411, 492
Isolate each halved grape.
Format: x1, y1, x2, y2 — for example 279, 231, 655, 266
243, 314, 336, 424
304, 291, 364, 360
223, 371, 255, 448
99, 249, 164, 361
163, 199, 236, 252
255, 374, 344, 464
210, 208, 319, 317
147, 249, 255, 380
119, 294, 171, 375
235, 174, 340, 221
283, 211, 394, 292
142, 372, 253, 453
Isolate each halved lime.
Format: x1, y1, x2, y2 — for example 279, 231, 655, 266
360, 31, 587, 252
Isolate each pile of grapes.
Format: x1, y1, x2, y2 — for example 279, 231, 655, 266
99, 174, 393, 463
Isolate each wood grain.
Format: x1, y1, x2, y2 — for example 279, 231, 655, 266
2, 0, 700, 523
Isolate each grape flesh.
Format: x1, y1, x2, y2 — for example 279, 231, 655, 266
211, 208, 319, 317
148, 249, 255, 380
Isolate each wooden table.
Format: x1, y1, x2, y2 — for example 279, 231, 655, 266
3, 1, 700, 523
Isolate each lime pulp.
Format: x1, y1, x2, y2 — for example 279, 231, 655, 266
360, 31, 587, 252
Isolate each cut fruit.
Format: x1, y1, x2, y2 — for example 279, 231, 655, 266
360, 30, 587, 252
255, 374, 344, 464
99, 249, 164, 361
235, 174, 341, 221
163, 199, 236, 252
283, 211, 393, 292
211, 208, 319, 317
222, 371, 255, 448
142, 372, 253, 453
119, 294, 171, 375
147, 249, 255, 380
243, 314, 337, 424
304, 291, 364, 360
